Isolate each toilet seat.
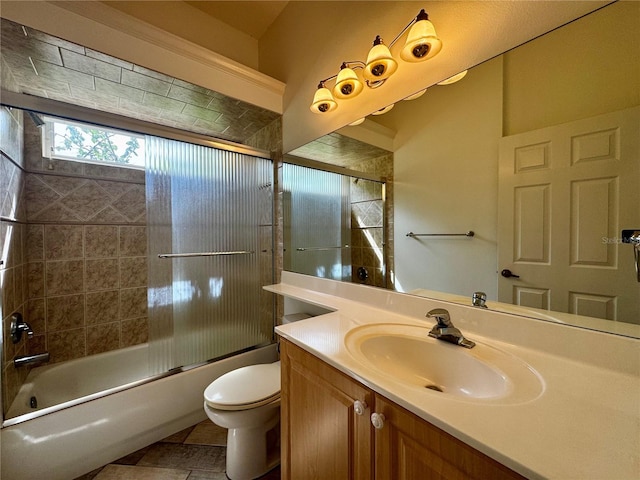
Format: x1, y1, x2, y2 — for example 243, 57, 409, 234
204, 361, 281, 411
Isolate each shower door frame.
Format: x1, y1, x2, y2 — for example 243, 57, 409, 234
0, 91, 270, 158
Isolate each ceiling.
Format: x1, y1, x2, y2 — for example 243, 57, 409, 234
184, 1, 288, 39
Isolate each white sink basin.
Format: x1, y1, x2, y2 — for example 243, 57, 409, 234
344, 323, 543, 403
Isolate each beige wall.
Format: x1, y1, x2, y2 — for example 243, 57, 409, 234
392, 57, 503, 296
503, 0, 640, 136
103, 1, 259, 69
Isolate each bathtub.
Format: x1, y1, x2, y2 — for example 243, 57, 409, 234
1, 343, 278, 480
6, 343, 152, 419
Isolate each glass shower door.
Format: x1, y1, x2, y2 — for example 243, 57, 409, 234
282, 163, 351, 281
146, 137, 273, 374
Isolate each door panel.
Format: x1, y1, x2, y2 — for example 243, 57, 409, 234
498, 107, 640, 322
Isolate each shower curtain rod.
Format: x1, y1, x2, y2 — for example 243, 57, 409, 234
0, 91, 272, 160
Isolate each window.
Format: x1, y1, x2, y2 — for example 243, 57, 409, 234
42, 116, 145, 169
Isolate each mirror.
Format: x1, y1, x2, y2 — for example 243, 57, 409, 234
284, 2, 640, 337
282, 150, 391, 288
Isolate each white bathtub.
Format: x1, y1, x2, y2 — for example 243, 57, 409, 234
6, 343, 152, 419
1, 343, 278, 480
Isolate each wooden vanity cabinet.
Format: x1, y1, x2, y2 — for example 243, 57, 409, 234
374, 395, 526, 480
280, 337, 373, 479
280, 339, 526, 480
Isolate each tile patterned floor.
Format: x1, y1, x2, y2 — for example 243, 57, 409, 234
75, 420, 281, 480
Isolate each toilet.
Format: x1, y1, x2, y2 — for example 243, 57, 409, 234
204, 361, 282, 480
203, 313, 312, 479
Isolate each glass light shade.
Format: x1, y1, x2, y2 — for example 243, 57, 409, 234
437, 70, 468, 85
400, 19, 442, 62
371, 104, 394, 116
403, 88, 427, 101
333, 67, 364, 99
364, 42, 398, 82
348, 118, 365, 126
310, 86, 338, 114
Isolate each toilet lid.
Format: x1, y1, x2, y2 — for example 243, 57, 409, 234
204, 361, 281, 411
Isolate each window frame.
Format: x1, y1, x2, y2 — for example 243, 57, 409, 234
42, 116, 146, 170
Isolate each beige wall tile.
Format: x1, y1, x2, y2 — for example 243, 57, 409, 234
44, 224, 84, 260
85, 225, 118, 257
47, 294, 85, 331
59, 182, 110, 220
85, 258, 119, 291
119, 226, 147, 256
26, 224, 44, 261
26, 333, 46, 355
86, 290, 120, 325
27, 261, 45, 298
119, 256, 147, 288
120, 287, 148, 320
46, 259, 84, 295
47, 327, 85, 363
87, 322, 120, 355
121, 317, 149, 347
27, 298, 46, 334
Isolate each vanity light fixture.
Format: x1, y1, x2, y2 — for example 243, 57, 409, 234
371, 104, 395, 115
437, 70, 468, 85
334, 63, 364, 99
310, 82, 338, 113
310, 8, 442, 114
403, 88, 428, 100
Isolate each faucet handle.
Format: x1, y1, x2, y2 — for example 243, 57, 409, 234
426, 308, 452, 327
10, 313, 33, 344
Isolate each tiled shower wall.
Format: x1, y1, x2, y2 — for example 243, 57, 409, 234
347, 153, 394, 289
21, 119, 149, 368
1, 109, 150, 412
245, 117, 282, 326
1, 55, 30, 411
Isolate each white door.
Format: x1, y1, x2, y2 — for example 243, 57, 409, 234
498, 107, 640, 321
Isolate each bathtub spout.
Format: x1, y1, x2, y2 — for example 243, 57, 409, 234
14, 352, 50, 368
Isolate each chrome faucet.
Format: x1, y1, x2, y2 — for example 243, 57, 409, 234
426, 308, 475, 348
472, 291, 487, 308
10, 313, 33, 344
14, 352, 50, 368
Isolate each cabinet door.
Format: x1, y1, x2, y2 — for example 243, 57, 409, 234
374, 395, 525, 480
281, 339, 374, 480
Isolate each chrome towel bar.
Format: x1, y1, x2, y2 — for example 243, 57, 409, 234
406, 231, 474, 238
296, 245, 350, 251
158, 251, 254, 258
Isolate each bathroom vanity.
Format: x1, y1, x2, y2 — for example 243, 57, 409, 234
268, 272, 639, 480
280, 338, 524, 479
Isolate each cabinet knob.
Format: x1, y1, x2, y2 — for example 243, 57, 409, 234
354, 400, 368, 416
371, 412, 386, 430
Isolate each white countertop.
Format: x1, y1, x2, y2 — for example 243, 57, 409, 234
267, 273, 640, 480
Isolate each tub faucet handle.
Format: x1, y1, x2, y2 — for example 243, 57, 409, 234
10, 313, 34, 344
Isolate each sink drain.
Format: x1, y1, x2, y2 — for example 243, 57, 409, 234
425, 384, 444, 393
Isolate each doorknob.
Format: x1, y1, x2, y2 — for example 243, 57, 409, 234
501, 269, 520, 278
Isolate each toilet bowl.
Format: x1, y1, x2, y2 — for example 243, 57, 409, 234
204, 361, 281, 480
